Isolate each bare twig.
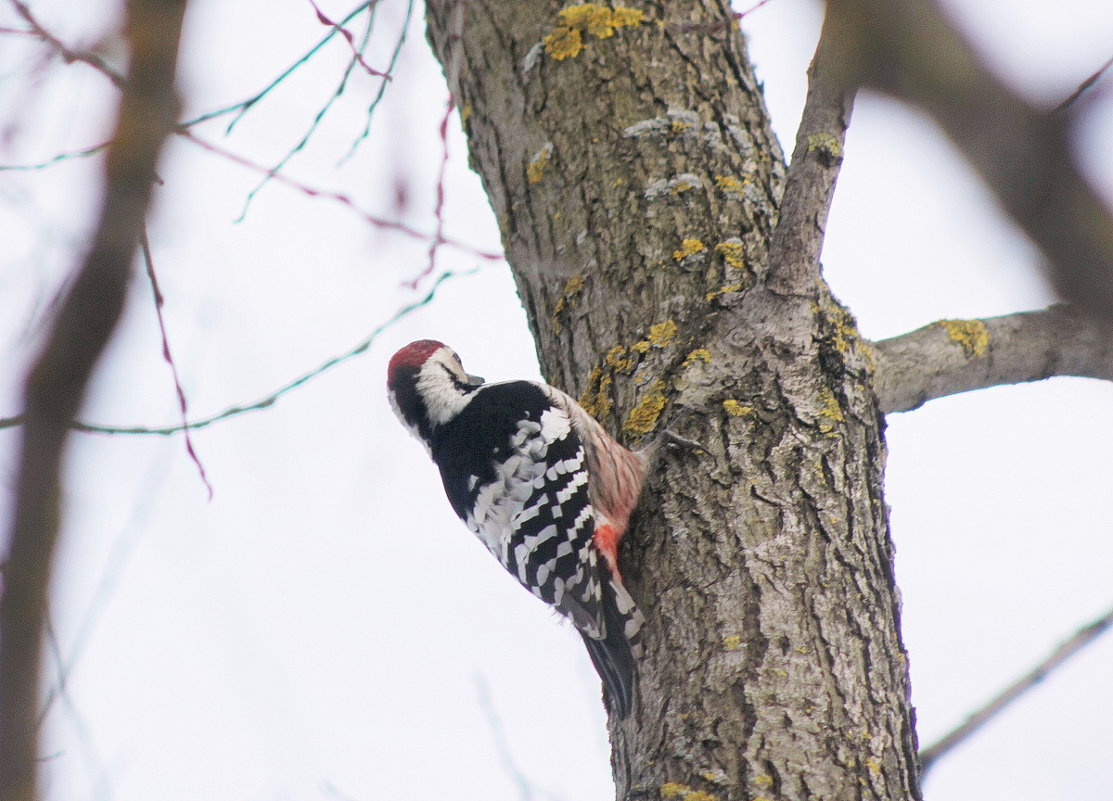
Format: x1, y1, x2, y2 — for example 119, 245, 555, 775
38, 444, 174, 726
179, 129, 502, 261
0, 140, 110, 171
2, 3, 377, 171
7, 0, 126, 89
0, 0, 188, 797
405, 95, 454, 289
920, 605, 1113, 775
765, 4, 855, 295
182, 0, 376, 131
2, 126, 501, 259
41, 615, 108, 796
402, 0, 467, 289
1054, 54, 1113, 114
0, 267, 477, 436
474, 675, 563, 801
139, 231, 212, 498
236, 5, 378, 220
305, 0, 391, 78
735, 0, 776, 20
339, 0, 416, 163
872, 305, 1113, 414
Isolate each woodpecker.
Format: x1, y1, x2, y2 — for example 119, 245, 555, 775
387, 339, 647, 717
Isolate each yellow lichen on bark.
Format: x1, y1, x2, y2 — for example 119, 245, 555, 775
648, 319, 677, 347
543, 25, 583, 59
550, 272, 584, 332
683, 348, 711, 365
714, 240, 745, 268
705, 283, 744, 302
818, 387, 844, 433
807, 131, 843, 159
624, 380, 668, 436
938, 318, 989, 357
672, 238, 706, 261
722, 399, 753, 417
552, 272, 584, 315
605, 344, 636, 374
578, 366, 614, 421
544, 4, 645, 60
658, 784, 719, 801
527, 142, 553, 184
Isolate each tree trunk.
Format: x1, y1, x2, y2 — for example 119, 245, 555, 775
425, 2, 921, 799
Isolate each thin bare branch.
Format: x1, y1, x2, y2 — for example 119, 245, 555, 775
920, 604, 1113, 775
1054, 53, 1113, 115
339, 0, 415, 163
825, 0, 1113, 320
236, 6, 378, 220
181, 0, 376, 130
0, 140, 109, 171
178, 129, 502, 261
7, 0, 126, 89
405, 94, 454, 289
139, 231, 212, 498
765, 4, 855, 295
474, 675, 563, 801
0, 267, 477, 436
0, 0, 188, 797
872, 306, 1113, 413
304, 0, 391, 79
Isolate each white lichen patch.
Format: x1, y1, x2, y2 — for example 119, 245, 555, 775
522, 42, 544, 72
622, 108, 699, 139
644, 172, 704, 200
623, 110, 754, 158
623, 118, 666, 139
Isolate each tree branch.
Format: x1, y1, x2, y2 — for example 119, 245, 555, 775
872, 306, 1113, 414
825, 0, 1113, 320
1053, 54, 1113, 115
765, 4, 855, 295
0, 0, 188, 798
7, 0, 127, 89
919, 604, 1113, 776
0, 266, 475, 437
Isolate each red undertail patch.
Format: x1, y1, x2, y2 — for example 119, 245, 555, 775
593, 523, 622, 581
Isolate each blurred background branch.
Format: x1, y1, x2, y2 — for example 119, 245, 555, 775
920, 604, 1113, 775
0, 1, 188, 799
826, 0, 1113, 323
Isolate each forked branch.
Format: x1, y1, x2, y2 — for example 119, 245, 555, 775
765, 5, 855, 295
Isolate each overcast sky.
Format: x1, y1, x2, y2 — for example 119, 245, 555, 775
1, 1, 1112, 800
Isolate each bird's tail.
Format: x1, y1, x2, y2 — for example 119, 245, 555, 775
579, 574, 644, 718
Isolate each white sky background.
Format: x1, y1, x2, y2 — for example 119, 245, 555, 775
1, 0, 1111, 799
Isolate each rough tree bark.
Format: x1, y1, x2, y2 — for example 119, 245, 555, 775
426, 2, 920, 799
